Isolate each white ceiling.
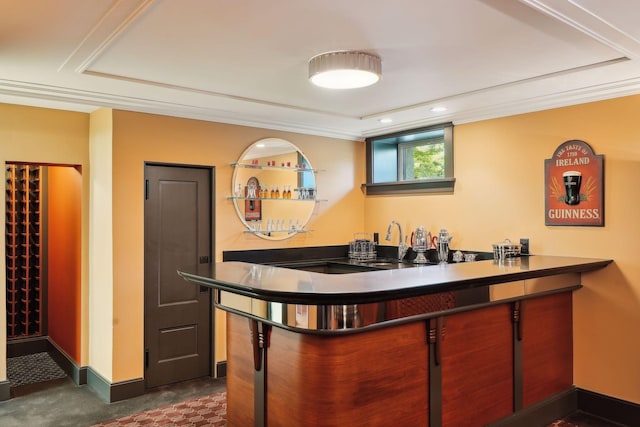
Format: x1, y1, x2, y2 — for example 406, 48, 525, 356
2, 0, 640, 140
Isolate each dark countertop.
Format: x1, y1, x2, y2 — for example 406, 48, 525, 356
178, 255, 612, 305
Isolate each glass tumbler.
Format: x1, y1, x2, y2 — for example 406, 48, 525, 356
437, 241, 449, 264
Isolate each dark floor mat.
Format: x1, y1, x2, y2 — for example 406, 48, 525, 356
7, 352, 67, 388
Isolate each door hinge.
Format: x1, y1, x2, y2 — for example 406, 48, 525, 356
145, 349, 149, 369
145, 179, 150, 200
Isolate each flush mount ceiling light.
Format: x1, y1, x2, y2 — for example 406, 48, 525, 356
309, 51, 382, 89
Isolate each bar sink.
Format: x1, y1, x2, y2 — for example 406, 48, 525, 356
360, 258, 435, 268
271, 260, 382, 274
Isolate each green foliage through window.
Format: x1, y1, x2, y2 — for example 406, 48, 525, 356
402, 141, 445, 180
365, 123, 454, 195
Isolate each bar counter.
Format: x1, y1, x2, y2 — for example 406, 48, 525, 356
179, 255, 611, 305
178, 255, 612, 427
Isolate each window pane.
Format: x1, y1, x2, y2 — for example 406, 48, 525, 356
401, 141, 445, 180
365, 122, 454, 195
372, 140, 398, 183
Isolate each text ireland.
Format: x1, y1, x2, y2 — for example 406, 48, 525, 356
555, 157, 590, 167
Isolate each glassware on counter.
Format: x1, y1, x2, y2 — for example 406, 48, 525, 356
348, 233, 377, 261
464, 253, 477, 262
437, 229, 452, 264
411, 226, 428, 264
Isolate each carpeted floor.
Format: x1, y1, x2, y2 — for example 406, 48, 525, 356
84, 394, 623, 427
90, 392, 227, 427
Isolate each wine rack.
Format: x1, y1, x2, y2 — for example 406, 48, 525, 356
6, 164, 42, 338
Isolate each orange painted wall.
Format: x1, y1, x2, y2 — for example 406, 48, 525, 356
109, 110, 364, 381
47, 166, 82, 362
364, 95, 640, 404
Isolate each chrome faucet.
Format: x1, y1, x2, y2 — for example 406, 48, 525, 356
385, 220, 408, 261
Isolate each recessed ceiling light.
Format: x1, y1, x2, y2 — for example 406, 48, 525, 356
430, 106, 447, 113
379, 118, 393, 124
309, 51, 382, 89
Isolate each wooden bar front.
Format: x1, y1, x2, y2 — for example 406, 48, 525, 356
226, 291, 574, 426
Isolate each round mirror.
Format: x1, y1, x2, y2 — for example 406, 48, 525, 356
231, 138, 318, 240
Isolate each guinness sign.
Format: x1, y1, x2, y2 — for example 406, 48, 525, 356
545, 140, 604, 226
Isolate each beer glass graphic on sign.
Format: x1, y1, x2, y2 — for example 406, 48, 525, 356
562, 171, 582, 205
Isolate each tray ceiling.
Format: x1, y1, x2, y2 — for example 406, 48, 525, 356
2, 0, 640, 140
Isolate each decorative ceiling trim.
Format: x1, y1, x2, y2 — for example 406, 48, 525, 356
521, 0, 640, 58
82, 56, 630, 127
361, 73, 640, 137
58, 0, 156, 73
361, 57, 629, 121
0, 78, 365, 140
3, 70, 640, 141
82, 70, 360, 119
